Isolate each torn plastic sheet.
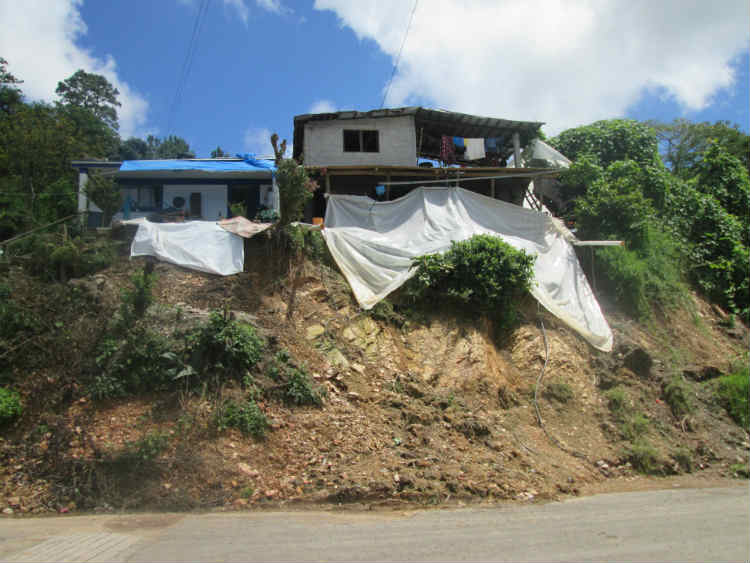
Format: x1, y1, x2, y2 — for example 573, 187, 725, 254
322, 187, 613, 352
218, 216, 273, 238
130, 220, 244, 276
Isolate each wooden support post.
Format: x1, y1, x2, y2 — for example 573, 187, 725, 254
490, 178, 496, 199
513, 132, 521, 168
325, 174, 331, 195
385, 173, 391, 200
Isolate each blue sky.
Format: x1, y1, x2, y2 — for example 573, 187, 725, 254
1, 0, 748, 158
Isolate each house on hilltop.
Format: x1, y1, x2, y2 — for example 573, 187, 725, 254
293, 106, 558, 218
72, 157, 277, 227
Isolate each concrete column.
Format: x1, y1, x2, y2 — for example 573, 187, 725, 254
513, 132, 521, 168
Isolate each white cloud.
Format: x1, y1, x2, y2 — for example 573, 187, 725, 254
243, 126, 273, 155
255, 0, 291, 15
309, 99, 337, 114
0, 0, 150, 138
223, 0, 249, 24
314, 0, 750, 134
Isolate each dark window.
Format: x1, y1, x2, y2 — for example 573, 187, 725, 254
343, 130, 360, 152
343, 129, 379, 153
362, 130, 379, 152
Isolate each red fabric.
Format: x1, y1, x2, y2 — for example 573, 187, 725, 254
440, 135, 455, 164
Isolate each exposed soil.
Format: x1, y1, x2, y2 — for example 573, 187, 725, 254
1, 233, 748, 516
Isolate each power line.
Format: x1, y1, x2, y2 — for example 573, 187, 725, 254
166, 0, 211, 135
380, 0, 418, 109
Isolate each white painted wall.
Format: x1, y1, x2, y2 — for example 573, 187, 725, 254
303, 115, 417, 166
163, 184, 228, 220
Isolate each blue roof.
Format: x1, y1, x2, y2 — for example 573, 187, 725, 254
120, 155, 276, 173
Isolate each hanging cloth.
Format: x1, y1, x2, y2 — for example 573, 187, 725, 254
440, 135, 456, 164
464, 138, 486, 160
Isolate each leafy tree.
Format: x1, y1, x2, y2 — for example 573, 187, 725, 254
691, 142, 749, 222
211, 146, 228, 158
276, 159, 317, 225
0, 57, 23, 115
650, 118, 749, 178
0, 102, 79, 226
55, 69, 121, 131
148, 134, 195, 159
116, 137, 151, 160
85, 171, 123, 225
551, 119, 660, 168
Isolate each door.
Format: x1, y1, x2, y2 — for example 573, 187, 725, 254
189, 192, 202, 218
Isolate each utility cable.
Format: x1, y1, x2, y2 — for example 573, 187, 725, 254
532, 304, 590, 461
380, 0, 418, 109
167, 0, 211, 134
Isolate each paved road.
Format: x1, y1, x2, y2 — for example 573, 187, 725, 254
1, 486, 748, 562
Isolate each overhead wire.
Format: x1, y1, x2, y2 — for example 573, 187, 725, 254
166, 0, 211, 135
380, 0, 419, 109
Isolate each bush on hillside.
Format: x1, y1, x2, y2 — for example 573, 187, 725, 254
407, 234, 535, 329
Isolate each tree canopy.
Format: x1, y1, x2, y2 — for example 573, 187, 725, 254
55, 69, 121, 131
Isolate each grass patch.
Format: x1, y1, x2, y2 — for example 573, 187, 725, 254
663, 376, 693, 418
0, 387, 22, 425
624, 439, 663, 474
730, 463, 749, 479
621, 412, 650, 442
542, 382, 574, 404
715, 367, 749, 431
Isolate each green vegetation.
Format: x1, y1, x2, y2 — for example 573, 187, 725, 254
119, 266, 157, 324
268, 350, 325, 407
552, 119, 749, 321
730, 463, 749, 479
407, 234, 535, 329
216, 399, 269, 438
183, 310, 264, 381
275, 159, 318, 225
542, 382, 574, 403
624, 440, 663, 475
663, 376, 693, 418
715, 367, 749, 430
0, 387, 22, 424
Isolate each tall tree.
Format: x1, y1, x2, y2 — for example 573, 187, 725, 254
116, 137, 152, 160
55, 69, 121, 131
154, 135, 195, 159
0, 57, 23, 115
650, 119, 750, 179
211, 146, 227, 158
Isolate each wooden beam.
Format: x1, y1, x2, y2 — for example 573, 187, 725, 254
325, 174, 331, 194
490, 178, 495, 198
513, 132, 521, 168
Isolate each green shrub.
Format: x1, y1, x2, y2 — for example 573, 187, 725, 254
184, 311, 264, 380
716, 367, 749, 430
0, 283, 37, 342
625, 439, 663, 474
407, 234, 535, 328
663, 376, 693, 418
730, 463, 749, 479
285, 367, 325, 407
673, 447, 693, 473
621, 413, 650, 442
0, 387, 22, 424
605, 386, 628, 415
255, 207, 279, 223
92, 330, 181, 399
230, 202, 247, 218
119, 266, 157, 324
120, 431, 169, 464
217, 399, 269, 438
542, 382, 574, 403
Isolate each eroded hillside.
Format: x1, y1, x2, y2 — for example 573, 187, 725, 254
1, 233, 748, 515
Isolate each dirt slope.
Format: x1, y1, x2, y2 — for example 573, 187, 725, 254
1, 237, 748, 515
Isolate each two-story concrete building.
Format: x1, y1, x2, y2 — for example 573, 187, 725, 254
292, 106, 558, 218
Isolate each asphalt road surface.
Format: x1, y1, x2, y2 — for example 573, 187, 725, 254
1, 486, 748, 562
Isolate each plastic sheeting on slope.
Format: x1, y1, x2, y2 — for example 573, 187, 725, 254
322, 187, 613, 352
130, 220, 244, 276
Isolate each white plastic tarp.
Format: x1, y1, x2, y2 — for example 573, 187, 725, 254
322, 187, 613, 352
130, 220, 244, 276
